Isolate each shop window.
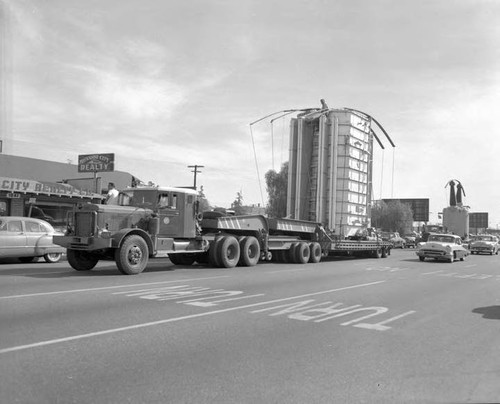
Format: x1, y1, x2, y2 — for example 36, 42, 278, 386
0, 201, 8, 216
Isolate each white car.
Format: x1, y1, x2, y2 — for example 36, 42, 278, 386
0, 216, 65, 263
416, 233, 469, 263
469, 235, 499, 255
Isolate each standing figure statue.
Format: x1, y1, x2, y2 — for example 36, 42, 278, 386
445, 179, 465, 207
445, 180, 457, 206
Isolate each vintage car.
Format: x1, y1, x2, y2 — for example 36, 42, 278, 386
380, 231, 406, 248
0, 216, 65, 263
416, 233, 468, 263
469, 235, 499, 255
403, 234, 417, 248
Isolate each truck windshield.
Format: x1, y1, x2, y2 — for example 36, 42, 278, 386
118, 190, 156, 208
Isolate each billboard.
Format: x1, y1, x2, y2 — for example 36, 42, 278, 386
469, 212, 488, 229
382, 198, 429, 222
78, 153, 115, 173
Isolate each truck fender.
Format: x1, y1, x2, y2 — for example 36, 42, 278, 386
111, 228, 154, 256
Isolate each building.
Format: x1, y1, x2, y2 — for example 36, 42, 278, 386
0, 154, 135, 229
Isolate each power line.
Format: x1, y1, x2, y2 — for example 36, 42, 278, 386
188, 165, 204, 190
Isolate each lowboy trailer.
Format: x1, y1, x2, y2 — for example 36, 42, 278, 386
53, 186, 391, 275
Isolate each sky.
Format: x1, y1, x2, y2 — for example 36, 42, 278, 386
2, 0, 500, 226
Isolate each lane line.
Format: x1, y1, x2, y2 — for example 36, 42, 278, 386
0, 276, 229, 299
0, 280, 385, 354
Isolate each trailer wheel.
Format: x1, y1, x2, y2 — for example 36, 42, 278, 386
308, 243, 322, 263
238, 236, 260, 267
381, 248, 388, 258
115, 235, 148, 275
419, 256, 425, 261
67, 249, 99, 271
217, 236, 240, 268
295, 242, 310, 264
372, 248, 382, 259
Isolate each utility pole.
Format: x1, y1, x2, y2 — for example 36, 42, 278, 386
188, 165, 204, 190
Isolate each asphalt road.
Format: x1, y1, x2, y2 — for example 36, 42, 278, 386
1, 249, 500, 404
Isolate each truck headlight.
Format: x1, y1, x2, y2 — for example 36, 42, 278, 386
98, 229, 112, 239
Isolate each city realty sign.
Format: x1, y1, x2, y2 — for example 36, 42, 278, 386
78, 153, 115, 173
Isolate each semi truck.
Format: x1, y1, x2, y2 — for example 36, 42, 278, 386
53, 185, 391, 275
54, 105, 394, 274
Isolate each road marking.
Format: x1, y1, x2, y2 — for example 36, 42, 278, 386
422, 270, 445, 275
0, 280, 385, 354
251, 300, 416, 331
267, 267, 313, 274
0, 276, 229, 299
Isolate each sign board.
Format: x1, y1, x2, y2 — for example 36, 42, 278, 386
6, 192, 20, 198
469, 212, 488, 229
78, 153, 115, 173
382, 198, 429, 222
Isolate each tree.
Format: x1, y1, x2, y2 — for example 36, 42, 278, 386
231, 190, 245, 215
371, 200, 414, 235
265, 162, 288, 218
198, 186, 212, 212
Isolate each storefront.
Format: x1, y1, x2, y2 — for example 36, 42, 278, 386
0, 176, 104, 231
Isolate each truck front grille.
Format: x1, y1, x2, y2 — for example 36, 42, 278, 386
75, 212, 96, 237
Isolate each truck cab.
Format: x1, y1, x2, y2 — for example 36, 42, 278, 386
119, 186, 198, 238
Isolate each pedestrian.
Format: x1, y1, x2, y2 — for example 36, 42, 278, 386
106, 182, 119, 205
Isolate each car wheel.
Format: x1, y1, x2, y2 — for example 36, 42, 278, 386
44, 253, 62, 263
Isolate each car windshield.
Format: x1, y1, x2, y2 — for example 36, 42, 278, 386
477, 236, 494, 241
428, 235, 456, 243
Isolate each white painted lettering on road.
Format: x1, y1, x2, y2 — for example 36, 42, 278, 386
0, 280, 385, 354
251, 299, 415, 331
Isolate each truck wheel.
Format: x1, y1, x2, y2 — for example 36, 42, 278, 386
308, 242, 322, 263
209, 236, 224, 267
287, 243, 299, 263
115, 235, 148, 275
169, 254, 196, 266
295, 242, 310, 264
67, 249, 99, 271
44, 253, 62, 263
238, 236, 260, 267
217, 236, 240, 268
381, 248, 388, 258
372, 249, 382, 259
419, 256, 425, 261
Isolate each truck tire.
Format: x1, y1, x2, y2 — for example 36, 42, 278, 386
67, 249, 99, 271
209, 236, 224, 267
169, 253, 196, 266
308, 242, 322, 263
217, 235, 240, 268
381, 248, 388, 258
295, 242, 310, 264
44, 253, 62, 263
238, 236, 260, 267
372, 248, 382, 259
115, 235, 148, 275
287, 243, 299, 263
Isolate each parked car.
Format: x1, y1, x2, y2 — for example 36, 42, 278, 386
380, 231, 406, 248
416, 233, 469, 263
403, 234, 417, 248
0, 216, 65, 263
469, 235, 499, 255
